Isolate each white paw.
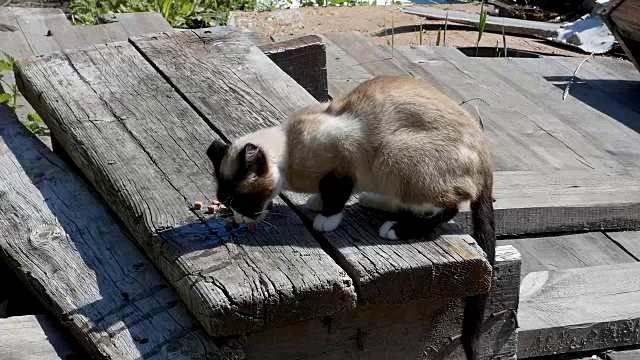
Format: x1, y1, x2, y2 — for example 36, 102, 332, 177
313, 213, 343, 232
305, 194, 323, 212
378, 221, 398, 240
358, 192, 395, 212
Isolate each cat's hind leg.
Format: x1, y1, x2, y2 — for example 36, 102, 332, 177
313, 172, 354, 232
379, 206, 459, 240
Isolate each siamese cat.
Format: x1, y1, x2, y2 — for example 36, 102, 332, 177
207, 76, 496, 360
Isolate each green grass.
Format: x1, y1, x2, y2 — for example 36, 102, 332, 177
70, 0, 256, 28
0, 51, 49, 136
71, 0, 403, 28
475, 0, 487, 57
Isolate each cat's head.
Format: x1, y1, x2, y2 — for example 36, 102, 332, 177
206, 139, 280, 222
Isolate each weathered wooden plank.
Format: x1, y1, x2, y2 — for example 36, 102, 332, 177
515, 56, 640, 133
4, 7, 84, 56
322, 32, 411, 78
518, 262, 640, 358
104, 12, 173, 35
130, 27, 493, 305
456, 170, 640, 235
502, 57, 640, 170
607, 348, 640, 360
257, 35, 329, 102
0, 315, 81, 360
401, 6, 563, 38
499, 232, 636, 276
317, 33, 375, 98
243, 245, 520, 360
547, 56, 640, 116
390, 44, 625, 173
0, 104, 240, 359
606, 231, 640, 259
15, 41, 356, 337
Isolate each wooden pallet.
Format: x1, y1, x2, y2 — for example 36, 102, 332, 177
12, 26, 522, 359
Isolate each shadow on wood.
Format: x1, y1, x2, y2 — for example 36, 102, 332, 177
543, 76, 640, 132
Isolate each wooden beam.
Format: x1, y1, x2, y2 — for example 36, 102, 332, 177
129, 27, 493, 305
517, 262, 640, 358
15, 40, 357, 338
0, 315, 80, 360
457, 170, 640, 236
0, 104, 239, 358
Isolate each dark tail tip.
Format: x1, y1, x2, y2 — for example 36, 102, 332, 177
462, 184, 496, 360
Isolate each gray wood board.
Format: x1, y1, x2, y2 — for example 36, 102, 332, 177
547, 56, 640, 115
467, 170, 640, 235
401, 6, 563, 38
498, 232, 636, 276
15, 41, 356, 337
0, 7, 78, 56
390, 44, 625, 173
0, 105, 240, 359
130, 27, 494, 305
0, 7, 175, 151
243, 245, 520, 360
0, 315, 81, 360
607, 349, 640, 360
107, 12, 173, 35
518, 56, 640, 132
518, 262, 640, 357
606, 231, 640, 259
486, 57, 640, 170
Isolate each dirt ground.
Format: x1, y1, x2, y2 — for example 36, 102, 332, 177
230, 4, 587, 57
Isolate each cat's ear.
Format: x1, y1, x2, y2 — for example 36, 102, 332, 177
242, 142, 267, 176
206, 140, 229, 176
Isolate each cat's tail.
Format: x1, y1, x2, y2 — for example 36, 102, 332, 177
462, 178, 496, 360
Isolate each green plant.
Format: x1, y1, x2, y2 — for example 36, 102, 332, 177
436, 27, 441, 46
443, 11, 448, 46
25, 113, 49, 136
0, 51, 50, 137
502, 24, 507, 57
475, 0, 487, 57
71, 0, 255, 28
0, 51, 18, 112
419, 23, 422, 45
391, 10, 395, 56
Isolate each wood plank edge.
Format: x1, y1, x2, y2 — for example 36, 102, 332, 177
456, 202, 640, 236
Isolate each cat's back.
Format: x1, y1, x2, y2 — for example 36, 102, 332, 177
334, 76, 481, 135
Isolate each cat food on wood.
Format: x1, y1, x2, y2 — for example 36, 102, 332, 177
192, 201, 203, 210
206, 205, 218, 214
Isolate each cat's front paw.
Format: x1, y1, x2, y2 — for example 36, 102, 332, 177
313, 213, 343, 232
305, 194, 323, 212
379, 221, 399, 240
